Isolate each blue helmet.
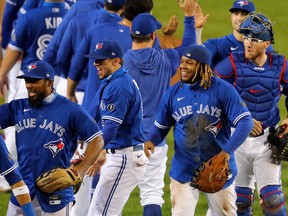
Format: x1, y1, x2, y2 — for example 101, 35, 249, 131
240, 12, 274, 44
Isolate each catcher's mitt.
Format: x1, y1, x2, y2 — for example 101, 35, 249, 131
265, 125, 288, 164
190, 154, 231, 193
36, 168, 82, 194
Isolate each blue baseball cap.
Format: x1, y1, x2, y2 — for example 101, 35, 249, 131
85, 40, 124, 60
182, 44, 212, 65
229, 0, 255, 13
17, 60, 54, 80
104, 0, 125, 6
131, 13, 162, 36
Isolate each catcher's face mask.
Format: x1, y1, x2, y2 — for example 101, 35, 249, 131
240, 12, 274, 44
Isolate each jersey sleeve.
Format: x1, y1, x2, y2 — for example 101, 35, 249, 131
0, 102, 18, 129
214, 55, 235, 84
2, 0, 21, 48
101, 85, 131, 124
56, 19, 75, 77
72, 105, 102, 144
148, 89, 175, 145
68, 33, 90, 81
0, 136, 22, 185
219, 82, 251, 127
8, 13, 29, 51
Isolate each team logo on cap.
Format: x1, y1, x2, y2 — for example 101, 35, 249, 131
27, 63, 37, 71
95, 43, 103, 50
237, 0, 249, 7
43, 138, 65, 158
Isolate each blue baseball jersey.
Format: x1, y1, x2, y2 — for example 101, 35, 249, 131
8, 2, 67, 72
204, 33, 274, 68
43, 0, 104, 76
1, 0, 25, 48
150, 77, 251, 185
56, 9, 121, 91
0, 92, 102, 212
0, 136, 22, 186
88, 67, 144, 148
215, 52, 288, 127
69, 22, 132, 110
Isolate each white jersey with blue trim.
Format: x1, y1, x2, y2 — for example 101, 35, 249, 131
154, 76, 250, 184
0, 92, 102, 212
8, 2, 68, 71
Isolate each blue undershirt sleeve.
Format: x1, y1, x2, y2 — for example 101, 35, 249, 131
222, 115, 253, 154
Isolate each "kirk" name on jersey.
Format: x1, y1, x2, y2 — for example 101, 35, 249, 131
45, 17, 62, 29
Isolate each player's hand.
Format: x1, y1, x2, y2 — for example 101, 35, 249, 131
162, 15, 179, 36
86, 150, 106, 177
279, 118, 288, 138
67, 93, 78, 103
194, 4, 209, 28
144, 141, 155, 158
178, 0, 197, 17
250, 118, 263, 136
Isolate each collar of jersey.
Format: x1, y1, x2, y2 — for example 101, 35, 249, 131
183, 81, 201, 90
102, 66, 127, 84
42, 89, 57, 105
43, 2, 66, 8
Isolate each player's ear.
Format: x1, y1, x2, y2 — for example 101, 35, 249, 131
151, 32, 156, 40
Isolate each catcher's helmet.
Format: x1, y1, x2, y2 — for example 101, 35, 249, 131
240, 12, 274, 44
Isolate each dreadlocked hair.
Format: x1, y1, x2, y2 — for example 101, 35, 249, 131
195, 62, 213, 89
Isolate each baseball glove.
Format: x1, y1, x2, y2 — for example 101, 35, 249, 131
190, 154, 231, 193
265, 125, 288, 164
36, 168, 82, 194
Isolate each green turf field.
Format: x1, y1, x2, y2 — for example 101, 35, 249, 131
1, 0, 288, 215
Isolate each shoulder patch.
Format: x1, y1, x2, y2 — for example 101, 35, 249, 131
240, 101, 247, 107
107, 104, 115, 112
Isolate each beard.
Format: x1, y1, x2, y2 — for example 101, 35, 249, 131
28, 91, 46, 108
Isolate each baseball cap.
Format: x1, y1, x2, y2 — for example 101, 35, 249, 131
85, 40, 124, 60
104, 0, 125, 6
229, 0, 255, 13
182, 44, 212, 65
240, 12, 274, 42
17, 60, 54, 80
131, 13, 162, 36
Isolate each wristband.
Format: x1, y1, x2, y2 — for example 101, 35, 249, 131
12, 185, 29, 196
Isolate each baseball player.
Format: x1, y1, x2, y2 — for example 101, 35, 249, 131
56, 2, 123, 215
0, 135, 35, 216
57, 0, 124, 103
1, 60, 104, 215
84, 40, 148, 216
144, 44, 253, 216
199, 0, 258, 68
0, 0, 67, 194
123, 1, 196, 213
67, 0, 154, 111
43, 0, 104, 76
215, 12, 287, 215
